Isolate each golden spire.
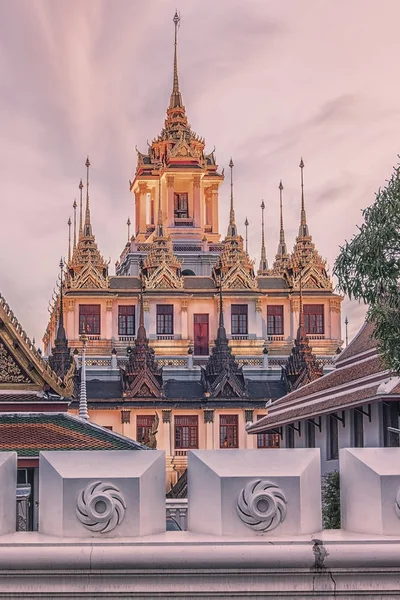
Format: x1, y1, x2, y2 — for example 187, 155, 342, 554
244, 217, 249, 253
258, 200, 268, 275
299, 158, 309, 237
277, 180, 287, 256
127, 217, 131, 242
157, 176, 164, 235
227, 158, 237, 237
83, 157, 92, 237
78, 179, 83, 238
67, 217, 72, 264
73, 199, 77, 251
170, 11, 183, 109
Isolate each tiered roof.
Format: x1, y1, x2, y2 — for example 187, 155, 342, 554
247, 321, 399, 434
284, 159, 332, 290
134, 12, 221, 177
216, 160, 256, 290
0, 292, 72, 398
0, 413, 145, 456
66, 158, 109, 290
201, 284, 248, 399
282, 287, 323, 391
120, 278, 164, 398
48, 260, 74, 381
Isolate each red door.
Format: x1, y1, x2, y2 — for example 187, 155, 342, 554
194, 314, 209, 356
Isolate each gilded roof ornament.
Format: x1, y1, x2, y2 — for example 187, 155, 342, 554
282, 269, 323, 391
283, 160, 332, 290
202, 266, 248, 399
121, 266, 164, 398
214, 159, 257, 290
66, 158, 109, 290
270, 180, 290, 275
257, 200, 268, 275
48, 259, 75, 383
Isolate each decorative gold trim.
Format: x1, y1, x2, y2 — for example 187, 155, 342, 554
329, 298, 342, 313
290, 298, 300, 313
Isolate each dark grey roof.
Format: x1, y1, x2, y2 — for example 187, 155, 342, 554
247, 380, 286, 400
84, 378, 286, 405
257, 277, 288, 290
109, 277, 141, 290
165, 380, 204, 399
183, 276, 216, 290
87, 380, 122, 399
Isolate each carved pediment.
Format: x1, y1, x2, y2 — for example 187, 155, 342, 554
222, 265, 258, 291
69, 263, 109, 290
144, 264, 184, 290
0, 341, 34, 384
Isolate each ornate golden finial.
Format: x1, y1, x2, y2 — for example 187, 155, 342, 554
67, 217, 72, 263
73, 199, 77, 250
127, 217, 131, 242
170, 11, 183, 109
78, 179, 83, 238
299, 157, 309, 237
258, 201, 268, 275
155, 176, 165, 237
244, 217, 249, 253
227, 158, 237, 237
84, 157, 92, 236
277, 180, 287, 255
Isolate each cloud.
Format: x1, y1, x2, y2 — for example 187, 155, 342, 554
1, 0, 400, 347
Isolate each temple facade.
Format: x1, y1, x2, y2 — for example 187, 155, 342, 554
42, 13, 343, 490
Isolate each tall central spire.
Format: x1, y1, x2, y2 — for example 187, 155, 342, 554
298, 158, 309, 237
258, 200, 268, 275
169, 11, 183, 109
83, 157, 92, 237
227, 158, 237, 237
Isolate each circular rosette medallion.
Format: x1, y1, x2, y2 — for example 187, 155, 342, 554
237, 479, 287, 532
76, 481, 126, 533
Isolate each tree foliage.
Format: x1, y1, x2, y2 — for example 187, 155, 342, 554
333, 162, 400, 372
322, 470, 340, 529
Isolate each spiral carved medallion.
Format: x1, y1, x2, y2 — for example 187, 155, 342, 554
76, 481, 126, 533
237, 479, 287, 532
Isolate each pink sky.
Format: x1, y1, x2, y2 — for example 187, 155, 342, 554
1, 0, 400, 346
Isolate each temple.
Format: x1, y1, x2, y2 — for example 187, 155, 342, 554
41, 13, 343, 490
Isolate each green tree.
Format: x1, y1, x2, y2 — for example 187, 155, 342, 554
334, 162, 400, 372
322, 470, 340, 529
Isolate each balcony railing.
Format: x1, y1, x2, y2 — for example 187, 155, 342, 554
119, 335, 136, 342
307, 334, 325, 340
174, 218, 194, 227
157, 334, 175, 341
85, 357, 113, 367
175, 450, 188, 457
166, 499, 188, 530
267, 335, 285, 342
230, 334, 249, 340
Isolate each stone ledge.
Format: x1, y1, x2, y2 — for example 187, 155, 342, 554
1, 531, 400, 569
